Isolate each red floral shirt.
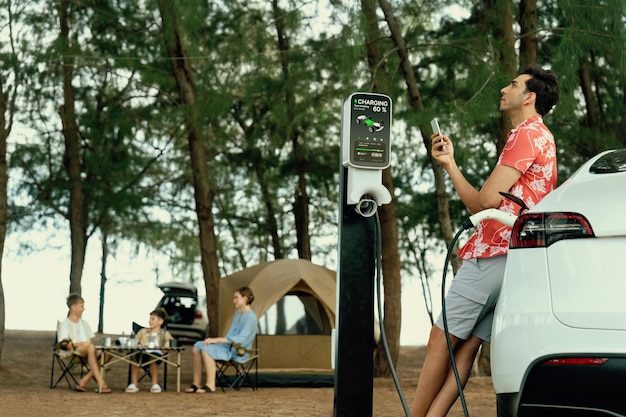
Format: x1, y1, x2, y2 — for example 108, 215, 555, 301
459, 116, 557, 260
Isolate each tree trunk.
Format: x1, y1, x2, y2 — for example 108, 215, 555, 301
59, 0, 87, 295
359, 0, 402, 377
579, 58, 602, 128
477, 0, 519, 376
271, 0, 311, 261
258, 170, 283, 260
485, 0, 518, 154
97, 229, 109, 333
246, 0, 307, 347
519, 0, 538, 67
375, 0, 462, 373
158, 0, 221, 337
578, 56, 603, 157
0, 62, 9, 363
378, 0, 461, 273
258, 165, 286, 333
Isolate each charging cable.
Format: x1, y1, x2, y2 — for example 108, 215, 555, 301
373, 211, 412, 416
441, 208, 517, 417
371, 208, 514, 417
441, 222, 473, 417
366, 198, 516, 417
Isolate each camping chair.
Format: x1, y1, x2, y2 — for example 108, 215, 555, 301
216, 341, 259, 392
127, 321, 169, 390
50, 325, 90, 389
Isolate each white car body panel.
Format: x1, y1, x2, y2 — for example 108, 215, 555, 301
548, 238, 626, 329
491, 149, 626, 410
492, 246, 626, 394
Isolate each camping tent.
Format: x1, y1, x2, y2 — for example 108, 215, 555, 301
219, 259, 336, 370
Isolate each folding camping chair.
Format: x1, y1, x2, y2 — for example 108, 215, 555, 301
127, 322, 169, 390
50, 325, 90, 389
215, 341, 259, 392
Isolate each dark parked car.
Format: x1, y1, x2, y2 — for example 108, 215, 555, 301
156, 282, 209, 344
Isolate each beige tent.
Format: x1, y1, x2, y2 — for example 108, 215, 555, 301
219, 259, 336, 370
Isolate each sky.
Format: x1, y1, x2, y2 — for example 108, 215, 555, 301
4, 232, 167, 337
3, 229, 443, 346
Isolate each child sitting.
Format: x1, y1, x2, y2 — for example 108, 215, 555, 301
125, 308, 173, 393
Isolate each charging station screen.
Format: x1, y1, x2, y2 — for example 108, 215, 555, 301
348, 93, 391, 169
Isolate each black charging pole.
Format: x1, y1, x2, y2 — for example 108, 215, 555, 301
333, 166, 376, 417
334, 92, 392, 417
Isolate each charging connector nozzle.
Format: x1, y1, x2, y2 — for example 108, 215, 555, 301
355, 194, 378, 217
468, 208, 517, 228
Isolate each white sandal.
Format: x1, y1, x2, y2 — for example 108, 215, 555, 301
150, 384, 162, 393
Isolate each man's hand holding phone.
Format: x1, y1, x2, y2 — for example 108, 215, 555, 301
430, 117, 447, 152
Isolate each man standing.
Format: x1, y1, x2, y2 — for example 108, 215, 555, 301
411, 65, 560, 417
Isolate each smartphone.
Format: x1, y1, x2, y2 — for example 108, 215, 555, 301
430, 117, 446, 151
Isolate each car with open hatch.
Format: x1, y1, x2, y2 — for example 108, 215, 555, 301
155, 281, 209, 344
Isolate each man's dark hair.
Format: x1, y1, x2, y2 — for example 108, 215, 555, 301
521, 65, 560, 116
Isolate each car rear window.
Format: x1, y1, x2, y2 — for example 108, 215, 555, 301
589, 149, 626, 174
159, 295, 198, 325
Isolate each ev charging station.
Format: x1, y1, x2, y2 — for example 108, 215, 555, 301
333, 92, 392, 417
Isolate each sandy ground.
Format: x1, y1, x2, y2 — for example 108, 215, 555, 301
0, 330, 495, 416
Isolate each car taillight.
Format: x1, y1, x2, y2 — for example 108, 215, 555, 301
510, 212, 595, 248
195, 310, 204, 319
543, 357, 608, 365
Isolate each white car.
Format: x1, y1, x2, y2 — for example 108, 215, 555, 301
156, 282, 209, 343
491, 149, 626, 417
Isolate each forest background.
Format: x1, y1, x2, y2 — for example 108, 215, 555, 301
0, 0, 625, 377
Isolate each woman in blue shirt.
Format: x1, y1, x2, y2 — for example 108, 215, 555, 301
186, 286, 257, 393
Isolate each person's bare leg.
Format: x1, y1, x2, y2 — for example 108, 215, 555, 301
76, 342, 106, 389
191, 346, 202, 387
77, 370, 94, 389
426, 335, 483, 417
410, 326, 460, 417
149, 362, 159, 385
200, 351, 217, 392
130, 364, 140, 385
